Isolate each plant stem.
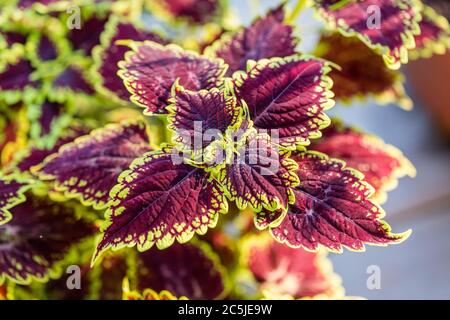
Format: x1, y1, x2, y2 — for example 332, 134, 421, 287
286, 0, 308, 24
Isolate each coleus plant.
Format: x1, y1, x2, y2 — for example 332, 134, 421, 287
0, 0, 448, 300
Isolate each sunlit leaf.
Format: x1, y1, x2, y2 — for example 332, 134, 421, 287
313, 0, 422, 69
311, 120, 416, 203
317, 32, 412, 109
205, 5, 298, 75
35, 121, 152, 209
118, 40, 227, 114
94, 148, 228, 262
167, 83, 242, 158
410, 5, 450, 59
92, 17, 166, 104
270, 150, 411, 252
233, 55, 334, 149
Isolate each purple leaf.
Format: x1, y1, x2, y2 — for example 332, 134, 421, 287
52, 66, 95, 95
0, 105, 29, 164
37, 35, 58, 61
234, 55, 335, 149
135, 241, 227, 299
93, 149, 228, 262
317, 32, 411, 109
410, 5, 450, 59
0, 59, 39, 91
314, 0, 421, 69
0, 175, 31, 225
67, 14, 108, 55
270, 151, 411, 252
0, 194, 95, 284
311, 120, 416, 204
218, 132, 299, 216
118, 40, 227, 114
32, 100, 67, 140
93, 18, 166, 103
206, 5, 297, 75
167, 84, 242, 155
13, 123, 91, 173
35, 121, 152, 209
1, 31, 27, 47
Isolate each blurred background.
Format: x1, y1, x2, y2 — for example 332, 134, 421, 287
228, 0, 450, 299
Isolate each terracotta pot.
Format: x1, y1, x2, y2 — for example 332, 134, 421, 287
405, 51, 450, 136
